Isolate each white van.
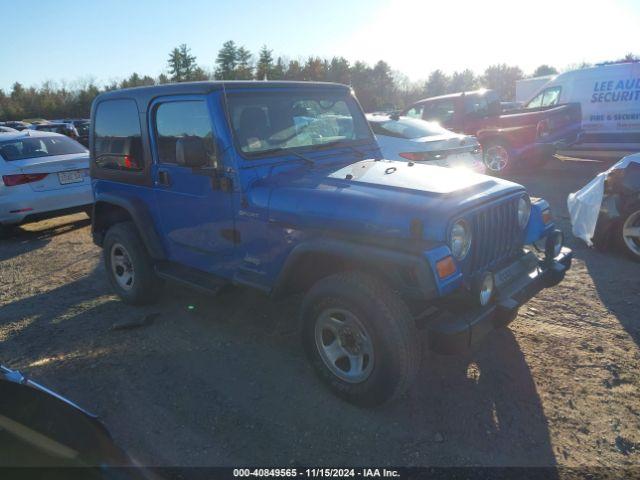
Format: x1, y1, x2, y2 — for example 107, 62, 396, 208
525, 62, 640, 153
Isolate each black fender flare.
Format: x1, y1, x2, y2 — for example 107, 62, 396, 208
92, 193, 166, 260
271, 237, 437, 300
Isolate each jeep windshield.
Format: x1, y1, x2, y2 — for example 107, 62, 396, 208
225, 90, 372, 157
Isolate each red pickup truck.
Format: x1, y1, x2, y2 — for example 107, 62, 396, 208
401, 89, 581, 175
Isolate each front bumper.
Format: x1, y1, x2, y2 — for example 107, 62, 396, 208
427, 247, 572, 354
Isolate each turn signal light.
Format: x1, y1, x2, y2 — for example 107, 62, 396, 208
2, 173, 48, 187
436, 256, 456, 279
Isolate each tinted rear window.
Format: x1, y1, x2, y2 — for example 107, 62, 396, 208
94, 99, 144, 171
0, 136, 86, 161
369, 117, 450, 139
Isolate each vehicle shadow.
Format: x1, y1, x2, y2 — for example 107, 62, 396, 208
384, 329, 557, 468
120, 286, 557, 468
1, 265, 557, 468
0, 214, 90, 262
576, 247, 640, 348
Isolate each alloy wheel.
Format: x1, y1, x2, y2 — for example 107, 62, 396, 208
484, 145, 510, 172
622, 210, 640, 258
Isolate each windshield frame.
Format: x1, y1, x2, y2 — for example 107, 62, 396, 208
223, 88, 375, 162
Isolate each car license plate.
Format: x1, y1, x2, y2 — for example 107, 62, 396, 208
58, 170, 83, 185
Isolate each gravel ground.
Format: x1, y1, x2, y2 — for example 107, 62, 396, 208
0, 157, 638, 468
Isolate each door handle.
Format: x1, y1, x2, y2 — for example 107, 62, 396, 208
158, 170, 170, 186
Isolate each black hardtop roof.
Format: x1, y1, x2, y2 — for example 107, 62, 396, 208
95, 81, 351, 110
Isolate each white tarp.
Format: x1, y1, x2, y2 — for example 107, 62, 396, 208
567, 153, 640, 246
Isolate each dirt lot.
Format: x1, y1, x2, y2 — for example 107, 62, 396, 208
1, 157, 639, 468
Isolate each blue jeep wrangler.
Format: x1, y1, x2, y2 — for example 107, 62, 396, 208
89, 81, 572, 406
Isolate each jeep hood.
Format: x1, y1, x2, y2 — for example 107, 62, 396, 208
327, 159, 487, 194
252, 159, 524, 242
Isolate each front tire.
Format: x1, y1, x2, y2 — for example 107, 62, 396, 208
301, 272, 420, 406
103, 221, 162, 304
618, 207, 640, 262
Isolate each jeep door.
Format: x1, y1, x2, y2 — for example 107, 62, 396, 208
149, 94, 236, 275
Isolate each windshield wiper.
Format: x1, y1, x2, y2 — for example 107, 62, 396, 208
249, 147, 315, 166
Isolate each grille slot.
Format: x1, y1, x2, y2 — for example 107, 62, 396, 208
467, 197, 522, 276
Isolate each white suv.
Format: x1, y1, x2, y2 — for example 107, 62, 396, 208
0, 130, 93, 230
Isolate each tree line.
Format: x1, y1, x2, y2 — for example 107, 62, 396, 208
1, 42, 637, 121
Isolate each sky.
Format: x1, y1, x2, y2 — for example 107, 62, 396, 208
1, 0, 639, 91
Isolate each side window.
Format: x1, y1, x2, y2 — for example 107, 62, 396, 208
466, 96, 489, 116
154, 100, 215, 165
405, 104, 424, 119
541, 86, 561, 107
526, 92, 544, 109
94, 99, 143, 171
423, 100, 455, 123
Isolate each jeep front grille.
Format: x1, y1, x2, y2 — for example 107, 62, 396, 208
466, 197, 523, 276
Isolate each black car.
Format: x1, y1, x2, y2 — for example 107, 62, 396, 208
3, 121, 31, 131
0, 364, 136, 470
29, 122, 80, 140
75, 120, 90, 147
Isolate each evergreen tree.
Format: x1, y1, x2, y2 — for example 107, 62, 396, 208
167, 44, 198, 82
302, 57, 327, 81
270, 57, 286, 80
327, 57, 351, 85
284, 59, 303, 80
235, 47, 254, 80
215, 40, 238, 79
448, 69, 477, 93
256, 45, 274, 80
423, 70, 450, 97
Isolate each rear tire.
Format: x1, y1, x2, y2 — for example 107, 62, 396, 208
103, 221, 162, 304
301, 271, 421, 407
617, 207, 640, 262
483, 140, 514, 176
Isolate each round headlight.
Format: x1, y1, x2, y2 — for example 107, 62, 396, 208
450, 219, 472, 260
517, 196, 531, 228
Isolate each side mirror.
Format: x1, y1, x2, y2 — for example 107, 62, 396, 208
176, 137, 209, 168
